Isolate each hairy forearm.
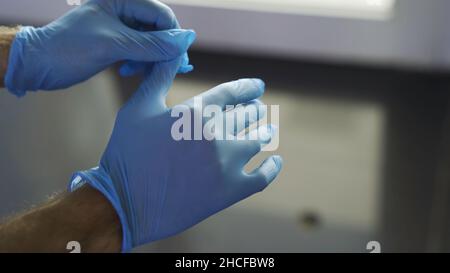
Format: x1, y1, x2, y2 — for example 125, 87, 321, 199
0, 185, 122, 253
0, 26, 19, 88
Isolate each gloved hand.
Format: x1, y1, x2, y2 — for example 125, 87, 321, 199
5, 0, 195, 97
69, 57, 283, 252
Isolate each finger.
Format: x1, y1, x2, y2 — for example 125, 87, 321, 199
224, 100, 266, 135
178, 55, 194, 74
247, 124, 276, 145
120, 59, 193, 77
108, 0, 194, 75
186, 79, 265, 110
232, 124, 276, 164
118, 29, 196, 62
112, 0, 181, 30
128, 57, 183, 110
245, 155, 283, 192
118, 41, 192, 77
178, 51, 193, 74
178, 64, 194, 74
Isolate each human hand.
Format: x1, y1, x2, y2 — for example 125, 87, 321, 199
70, 58, 283, 252
5, 0, 195, 96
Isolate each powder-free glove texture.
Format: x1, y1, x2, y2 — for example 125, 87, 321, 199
70, 58, 283, 252
5, 0, 194, 96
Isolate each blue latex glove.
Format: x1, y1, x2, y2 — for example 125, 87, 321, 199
5, 0, 195, 97
69, 57, 283, 252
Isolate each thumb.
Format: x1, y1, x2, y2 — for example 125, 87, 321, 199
118, 29, 196, 62
127, 57, 183, 112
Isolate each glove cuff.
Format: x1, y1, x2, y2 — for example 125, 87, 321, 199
5, 26, 43, 97
69, 167, 133, 252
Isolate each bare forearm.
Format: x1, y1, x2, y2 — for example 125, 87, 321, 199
0, 26, 19, 88
0, 185, 122, 253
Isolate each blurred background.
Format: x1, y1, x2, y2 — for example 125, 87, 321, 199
1, 0, 450, 252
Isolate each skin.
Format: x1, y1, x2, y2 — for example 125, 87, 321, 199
0, 26, 19, 87
0, 185, 122, 253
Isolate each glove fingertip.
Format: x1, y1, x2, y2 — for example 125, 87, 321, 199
261, 155, 283, 185
272, 155, 284, 173
178, 64, 194, 74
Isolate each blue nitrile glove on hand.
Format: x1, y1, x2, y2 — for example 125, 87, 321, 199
5, 0, 194, 97
69, 57, 283, 252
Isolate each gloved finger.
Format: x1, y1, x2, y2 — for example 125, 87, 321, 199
247, 124, 276, 145
178, 64, 194, 74
178, 54, 194, 74
187, 79, 265, 110
244, 155, 283, 193
120, 63, 193, 77
109, 1, 195, 75
117, 29, 196, 62
119, 61, 192, 77
224, 100, 266, 135
113, 0, 181, 30
119, 59, 193, 77
120, 0, 194, 71
231, 124, 276, 165
128, 57, 183, 110
178, 51, 192, 73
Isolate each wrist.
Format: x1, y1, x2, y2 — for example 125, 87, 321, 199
59, 184, 122, 252
70, 168, 133, 252
0, 184, 122, 252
